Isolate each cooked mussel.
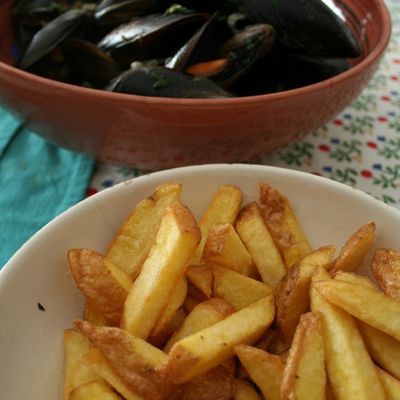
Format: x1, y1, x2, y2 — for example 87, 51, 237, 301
18, 9, 91, 70
241, 0, 361, 58
97, 12, 205, 67
106, 66, 232, 98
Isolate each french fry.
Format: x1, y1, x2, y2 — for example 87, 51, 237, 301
377, 367, 400, 400
315, 279, 400, 341
332, 270, 377, 288
76, 321, 169, 400
121, 203, 200, 339
233, 379, 263, 400
69, 381, 122, 400
372, 248, 400, 301
68, 249, 128, 326
83, 348, 145, 400
357, 320, 400, 380
235, 345, 284, 400
202, 224, 257, 277
235, 202, 286, 289
192, 184, 243, 264
310, 272, 385, 400
149, 277, 188, 347
183, 295, 201, 314
276, 246, 336, 343
164, 298, 235, 352
212, 265, 272, 310
63, 329, 102, 400
329, 222, 376, 274
280, 312, 326, 400
161, 296, 275, 384
186, 265, 213, 298
84, 300, 108, 326
105, 182, 182, 277
173, 365, 235, 400
259, 181, 311, 268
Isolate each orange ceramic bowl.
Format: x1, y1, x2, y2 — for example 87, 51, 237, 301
0, 0, 391, 168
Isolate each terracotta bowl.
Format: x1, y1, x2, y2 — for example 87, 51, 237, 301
0, 0, 391, 168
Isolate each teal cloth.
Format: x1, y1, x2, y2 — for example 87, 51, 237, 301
0, 106, 94, 268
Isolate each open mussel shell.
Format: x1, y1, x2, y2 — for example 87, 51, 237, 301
186, 23, 275, 88
165, 11, 220, 71
62, 39, 122, 88
18, 9, 91, 70
106, 66, 232, 98
98, 12, 205, 68
94, 0, 168, 25
242, 0, 361, 58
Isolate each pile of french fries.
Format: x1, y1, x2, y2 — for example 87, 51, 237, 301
64, 181, 400, 400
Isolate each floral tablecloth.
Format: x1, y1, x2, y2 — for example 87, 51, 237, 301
90, 0, 400, 208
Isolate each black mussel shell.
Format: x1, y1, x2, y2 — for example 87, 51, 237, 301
166, 12, 220, 71
106, 66, 232, 98
62, 39, 122, 88
18, 9, 90, 70
94, 0, 167, 25
242, 0, 361, 58
97, 13, 205, 67
186, 23, 275, 88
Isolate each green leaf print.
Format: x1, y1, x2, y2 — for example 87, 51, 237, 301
378, 138, 400, 160
116, 166, 143, 177
373, 165, 400, 189
350, 94, 378, 112
329, 140, 362, 162
330, 168, 358, 185
343, 116, 374, 134
366, 74, 387, 91
382, 194, 397, 205
388, 115, 400, 133
277, 142, 314, 166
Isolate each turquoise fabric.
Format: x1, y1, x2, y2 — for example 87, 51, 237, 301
0, 106, 94, 268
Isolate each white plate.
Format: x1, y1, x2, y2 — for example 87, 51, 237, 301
1, 164, 400, 399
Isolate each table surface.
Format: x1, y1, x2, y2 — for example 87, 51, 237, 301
89, 0, 400, 209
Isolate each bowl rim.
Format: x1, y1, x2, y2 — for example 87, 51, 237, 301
2, 163, 400, 281
0, 0, 392, 107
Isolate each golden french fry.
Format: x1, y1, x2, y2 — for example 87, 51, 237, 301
83, 348, 144, 400
161, 296, 275, 384
69, 381, 122, 400
182, 295, 201, 314
149, 277, 187, 347
105, 182, 182, 277
172, 365, 235, 400
357, 320, 400, 380
68, 249, 128, 326
212, 265, 272, 310
84, 300, 108, 327
233, 379, 263, 400
259, 181, 311, 268
76, 321, 169, 400
164, 298, 235, 352
235, 202, 286, 289
372, 248, 400, 301
332, 270, 377, 288
377, 367, 400, 400
330, 222, 376, 274
121, 203, 200, 339
276, 246, 336, 343
192, 184, 243, 264
235, 344, 284, 400
64, 329, 101, 400
202, 224, 256, 277
186, 265, 213, 298
310, 273, 385, 400
280, 312, 326, 400
315, 279, 400, 341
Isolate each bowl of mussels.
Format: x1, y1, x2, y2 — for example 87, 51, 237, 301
0, 0, 391, 168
